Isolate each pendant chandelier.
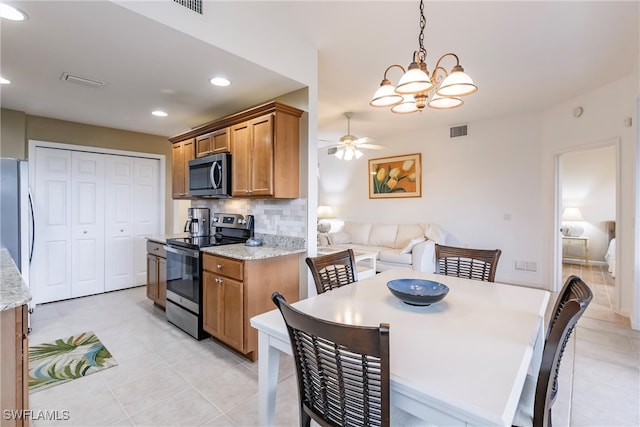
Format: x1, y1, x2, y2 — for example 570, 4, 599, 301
370, 0, 478, 114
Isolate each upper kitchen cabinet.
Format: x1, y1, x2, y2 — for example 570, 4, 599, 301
195, 127, 230, 158
169, 102, 303, 199
171, 138, 194, 199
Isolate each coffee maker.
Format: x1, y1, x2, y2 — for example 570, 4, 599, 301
184, 208, 210, 237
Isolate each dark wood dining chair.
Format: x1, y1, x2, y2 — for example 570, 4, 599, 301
305, 249, 358, 294
512, 275, 593, 427
272, 292, 390, 427
434, 244, 502, 282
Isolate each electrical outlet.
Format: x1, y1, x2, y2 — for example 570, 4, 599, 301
515, 260, 526, 271
526, 262, 537, 272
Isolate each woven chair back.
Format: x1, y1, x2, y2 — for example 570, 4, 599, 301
272, 292, 390, 427
533, 275, 592, 427
306, 249, 358, 294
435, 244, 502, 282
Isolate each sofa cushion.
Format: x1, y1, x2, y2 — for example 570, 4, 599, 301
400, 236, 426, 254
395, 224, 427, 249
331, 244, 386, 259
378, 248, 412, 265
344, 222, 372, 245
369, 224, 398, 247
327, 231, 351, 245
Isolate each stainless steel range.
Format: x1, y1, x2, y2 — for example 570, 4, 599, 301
164, 213, 254, 339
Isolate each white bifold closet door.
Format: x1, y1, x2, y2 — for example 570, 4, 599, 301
33, 146, 160, 303
104, 155, 159, 291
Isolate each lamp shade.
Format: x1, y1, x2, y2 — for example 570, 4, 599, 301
317, 206, 335, 219
370, 80, 403, 107
427, 93, 463, 109
562, 207, 584, 221
395, 65, 433, 95
391, 95, 419, 114
436, 66, 478, 97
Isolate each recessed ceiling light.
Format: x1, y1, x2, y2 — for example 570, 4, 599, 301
0, 3, 27, 21
209, 77, 230, 87
0, 76, 10, 84
152, 110, 168, 117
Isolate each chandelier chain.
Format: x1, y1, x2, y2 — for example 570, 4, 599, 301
418, 0, 427, 63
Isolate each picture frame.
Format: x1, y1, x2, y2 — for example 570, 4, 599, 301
369, 153, 422, 199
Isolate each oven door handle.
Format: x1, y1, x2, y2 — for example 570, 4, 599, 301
164, 245, 200, 259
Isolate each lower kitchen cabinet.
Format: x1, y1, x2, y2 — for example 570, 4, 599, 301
146, 241, 167, 308
202, 252, 299, 361
0, 304, 28, 427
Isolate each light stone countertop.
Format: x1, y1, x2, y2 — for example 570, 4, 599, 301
201, 244, 305, 261
0, 248, 32, 311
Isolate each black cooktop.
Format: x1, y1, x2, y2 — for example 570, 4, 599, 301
166, 235, 247, 250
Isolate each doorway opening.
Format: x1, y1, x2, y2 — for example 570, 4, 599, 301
554, 140, 621, 318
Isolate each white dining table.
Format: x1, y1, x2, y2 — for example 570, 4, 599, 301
250, 269, 550, 426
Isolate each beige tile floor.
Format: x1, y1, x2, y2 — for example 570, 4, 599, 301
27, 265, 639, 426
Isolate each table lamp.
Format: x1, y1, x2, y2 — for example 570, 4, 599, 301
317, 205, 335, 233
561, 207, 585, 237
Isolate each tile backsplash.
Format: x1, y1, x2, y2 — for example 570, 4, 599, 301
191, 198, 307, 238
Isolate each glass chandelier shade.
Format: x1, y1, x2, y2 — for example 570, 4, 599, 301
395, 63, 433, 94
369, 0, 477, 114
435, 65, 478, 97
427, 93, 463, 109
390, 95, 419, 114
370, 79, 404, 107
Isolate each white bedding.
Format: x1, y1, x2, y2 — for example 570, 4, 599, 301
605, 238, 616, 277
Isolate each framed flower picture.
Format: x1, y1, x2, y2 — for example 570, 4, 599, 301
369, 153, 422, 199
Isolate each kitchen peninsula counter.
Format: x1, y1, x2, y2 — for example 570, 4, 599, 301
0, 248, 31, 311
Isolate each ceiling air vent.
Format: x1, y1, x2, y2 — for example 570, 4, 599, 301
450, 124, 468, 138
173, 0, 202, 14
327, 147, 338, 155
60, 72, 106, 89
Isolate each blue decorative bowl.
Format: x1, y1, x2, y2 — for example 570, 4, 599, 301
387, 279, 449, 306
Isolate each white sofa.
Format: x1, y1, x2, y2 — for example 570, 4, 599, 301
317, 221, 449, 273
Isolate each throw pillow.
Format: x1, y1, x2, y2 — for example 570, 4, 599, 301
400, 236, 426, 254
327, 231, 352, 245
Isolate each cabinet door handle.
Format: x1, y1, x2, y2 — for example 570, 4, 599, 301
216, 264, 223, 270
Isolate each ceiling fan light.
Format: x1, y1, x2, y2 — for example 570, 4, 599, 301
436, 66, 478, 97
427, 93, 463, 109
354, 149, 363, 159
370, 80, 403, 107
343, 148, 355, 161
334, 149, 345, 159
391, 95, 419, 114
395, 63, 433, 94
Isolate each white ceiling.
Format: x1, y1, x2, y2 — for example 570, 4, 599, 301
1, 1, 638, 147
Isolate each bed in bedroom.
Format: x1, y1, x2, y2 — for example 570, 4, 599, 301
604, 221, 616, 277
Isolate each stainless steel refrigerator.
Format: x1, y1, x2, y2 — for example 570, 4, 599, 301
0, 158, 33, 287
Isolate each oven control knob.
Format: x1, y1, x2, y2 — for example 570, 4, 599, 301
239, 219, 246, 225
212, 217, 219, 223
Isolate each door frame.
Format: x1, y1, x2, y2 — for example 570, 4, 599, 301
552, 138, 621, 307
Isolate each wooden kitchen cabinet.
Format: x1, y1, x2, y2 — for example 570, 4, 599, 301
0, 304, 28, 427
230, 107, 301, 198
171, 138, 195, 199
146, 240, 167, 308
169, 102, 302, 200
202, 252, 299, 361
195, 127, 230, 158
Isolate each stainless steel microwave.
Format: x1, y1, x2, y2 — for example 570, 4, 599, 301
188, 153, 231, 197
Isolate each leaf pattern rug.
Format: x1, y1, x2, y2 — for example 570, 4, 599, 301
28, 331, 117, 393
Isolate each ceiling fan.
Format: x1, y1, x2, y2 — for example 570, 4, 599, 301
323, 112, 385, 160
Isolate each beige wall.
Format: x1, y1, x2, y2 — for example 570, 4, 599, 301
0, 108, 174, 232
0, 108, 27, 159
